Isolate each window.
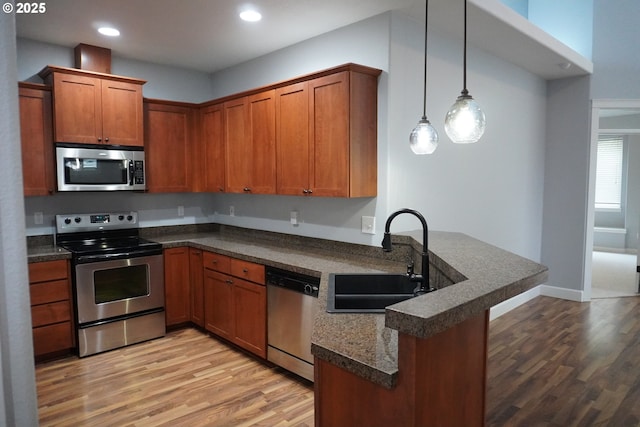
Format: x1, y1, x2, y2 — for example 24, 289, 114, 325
595, 135, 624, 210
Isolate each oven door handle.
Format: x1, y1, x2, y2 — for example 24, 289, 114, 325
75, 247, 163, 264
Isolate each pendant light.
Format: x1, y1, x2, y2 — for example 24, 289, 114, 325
409, 0, 438, 155
444, 0, 486, 144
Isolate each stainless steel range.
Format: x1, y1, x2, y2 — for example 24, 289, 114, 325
56, 212, 165, 357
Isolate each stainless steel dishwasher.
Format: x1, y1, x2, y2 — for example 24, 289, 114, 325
266, 266, 320, 382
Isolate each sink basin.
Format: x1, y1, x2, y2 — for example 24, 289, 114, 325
326, 273, 419, 313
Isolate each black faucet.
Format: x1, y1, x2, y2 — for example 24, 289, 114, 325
381, 208, 434, 295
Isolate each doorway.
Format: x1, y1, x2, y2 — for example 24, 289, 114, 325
586, 100, 640, 299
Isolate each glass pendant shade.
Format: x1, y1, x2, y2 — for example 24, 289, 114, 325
444, 94, 486, 144
410, 116, 438, 154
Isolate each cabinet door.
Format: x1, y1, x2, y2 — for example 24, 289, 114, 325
201, 103, 225, 192
163, 247, 191, 326
224, 97, 251, 193
276, 82, 310, 196
19, 85, 54, 196
233, 278, 266, 358
204, 270, 234, 340
101, 79, 144, 147
248, 90, 276, 194
189, 248, 204, 327
52, 72, 102, 144
309, 72, 350, 197
145, 102, 194, 193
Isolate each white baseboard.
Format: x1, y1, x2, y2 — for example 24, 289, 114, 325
490, 286, 541, 320
540, 284, 585, 302
489, 284, 586, 321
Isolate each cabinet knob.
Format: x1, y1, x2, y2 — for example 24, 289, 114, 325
242, 268, 249, 273
226, 279, 233, 285
211, 259, 218, 264
105, 137, 109, 142
219, 187, 224, 192
243, 187, 251, 192
308, 189, 313, 194
97, 137, 102, 142
302, 189, 308, 194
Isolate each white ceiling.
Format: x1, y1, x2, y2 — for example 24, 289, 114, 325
15, 0, 418, 73
15, 0, 592, 79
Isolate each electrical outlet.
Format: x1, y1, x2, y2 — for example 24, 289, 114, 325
229, 205, 235, 216
290, 210, 298, 226
34, 212, 44, 225
177, 206, 184, 217
361, 216, 376, 234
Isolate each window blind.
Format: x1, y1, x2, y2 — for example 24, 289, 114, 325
595, 135, 623, 210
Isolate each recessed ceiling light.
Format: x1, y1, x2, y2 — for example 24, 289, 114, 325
239, 10, 262, 22
98, 27, 120, 37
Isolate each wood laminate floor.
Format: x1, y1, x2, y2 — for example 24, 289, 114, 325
36, 295, 640, 426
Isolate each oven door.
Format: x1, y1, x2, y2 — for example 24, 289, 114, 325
74, 254, 164, 325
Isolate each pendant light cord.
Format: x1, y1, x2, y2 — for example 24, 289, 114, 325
422, 0, 429, 119
462, 0, 469, 97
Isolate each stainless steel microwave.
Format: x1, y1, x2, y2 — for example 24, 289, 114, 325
56, 144, 146, 191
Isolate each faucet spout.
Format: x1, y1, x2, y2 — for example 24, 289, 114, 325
381, 208, 434, 294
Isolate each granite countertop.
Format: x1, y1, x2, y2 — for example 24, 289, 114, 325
27, 227, 547, 389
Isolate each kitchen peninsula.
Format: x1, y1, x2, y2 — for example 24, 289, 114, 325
27, 224, 547, 427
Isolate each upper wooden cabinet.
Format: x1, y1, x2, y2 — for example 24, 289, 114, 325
224, 90, 276, 194
277, 66, 379, 197
18, 83, 55, 196
144, 99, 196, 193
199, 103, 225, 193
39, 66, 145, 147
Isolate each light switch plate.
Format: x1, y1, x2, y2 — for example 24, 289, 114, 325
290, 210, 298, 226
177, 206, 184, 217
229, 205, 235, 216
361, 216, 375, 234
34, 212, 44, 225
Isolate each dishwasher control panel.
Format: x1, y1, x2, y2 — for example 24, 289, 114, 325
265, 267, 320, 297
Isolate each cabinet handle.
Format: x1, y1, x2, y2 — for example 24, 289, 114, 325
242, 268, 249, 273
302, 189, 308, 194
308, 189, 313, 194
225, 279, 233, 284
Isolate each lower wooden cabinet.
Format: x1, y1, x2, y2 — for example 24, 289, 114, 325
189, 248, 205, 327
203, 253, 267, 358
163, 247, 267, 358
163, 247, 191, 326
28, 259, 74, 360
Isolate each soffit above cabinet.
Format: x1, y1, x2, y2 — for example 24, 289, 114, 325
400, 0, 594, 80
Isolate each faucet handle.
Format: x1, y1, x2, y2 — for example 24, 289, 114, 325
406, 260, 415, 276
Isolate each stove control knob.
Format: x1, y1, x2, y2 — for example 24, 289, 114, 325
74, 217, 82, 224
118, 215, 125, 221
127, 215, 134, 221
64, 218, 71, 225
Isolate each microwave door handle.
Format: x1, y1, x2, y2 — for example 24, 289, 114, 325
128, 160, 134, 186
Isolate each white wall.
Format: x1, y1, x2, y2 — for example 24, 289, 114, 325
16, 38, 213, 102
0, 12, 38, 427
386, 12, 546, 261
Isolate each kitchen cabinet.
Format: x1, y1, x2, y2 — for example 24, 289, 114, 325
19, 83, 55, 196
163, 247, 191, 327
203, 252, 266, 358
276, 67, 379, 197
145, 100, 197, 193
29, 259, 74, 360
189, 248, 205, 327
199, 103, 225, 192
224, 90, 276, 194
39, 66, 145, 147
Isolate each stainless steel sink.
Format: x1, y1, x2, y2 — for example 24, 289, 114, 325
326, 273, 419, 313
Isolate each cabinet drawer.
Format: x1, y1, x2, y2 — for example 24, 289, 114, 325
28, 259, 68, 283
203, 252, 231, 273
31, 301, 71, 327
230, 259, 265, 284
29, 279, 69, 306
33, 322, 73, 356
